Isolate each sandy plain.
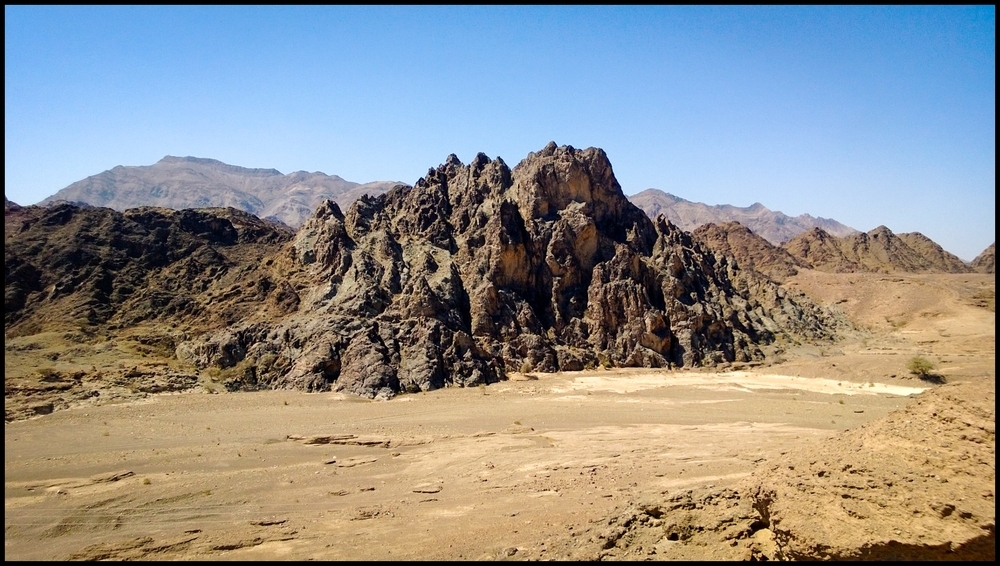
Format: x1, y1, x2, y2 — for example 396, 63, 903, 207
4, 271, 994, 560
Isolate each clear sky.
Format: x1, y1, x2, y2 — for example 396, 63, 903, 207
5, 6, 995, 260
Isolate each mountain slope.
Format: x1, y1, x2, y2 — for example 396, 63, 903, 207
971, 242, 995, 274
628, 189, 858, 245
895, 231, 975, 273
782, 226, 973, 274
691, 222, 808, 281
5, 203, 295, 336
39, 156, 401, 228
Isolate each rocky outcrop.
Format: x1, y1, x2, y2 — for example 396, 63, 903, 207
896, 232, 975, 273
629, 189, 858, 245
972, 242, 995, 274
179, 143, 845, 398
691, 222, 807, 281
783, 226, 973, 274
4, 204, 294, 335
781, 227, 862, 272
39, 155, 401, 229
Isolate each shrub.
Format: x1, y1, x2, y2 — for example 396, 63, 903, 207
907, 356, 943, 383
36, 367, 59, 380
906, 356, 934, 377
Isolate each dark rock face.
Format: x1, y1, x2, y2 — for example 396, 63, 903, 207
4, 204, 293, 335
179, 144, 842, 398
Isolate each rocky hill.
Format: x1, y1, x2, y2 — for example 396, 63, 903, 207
690, 222, 807, 281
175, 144, 847, 398
782, 226, 973, 274
38, 156, 401, 229
629, 189, 858, 245
5, 144, 850, 402
5, 203, 295, 337
896, 232, 976, 273
972, 242, 995, 274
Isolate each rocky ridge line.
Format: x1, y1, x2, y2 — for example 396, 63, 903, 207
629, 188, 859, 245
38, 156, 401, 229
782, 226, 973, 274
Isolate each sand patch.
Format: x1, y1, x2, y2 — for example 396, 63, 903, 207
552, 370, 926, 397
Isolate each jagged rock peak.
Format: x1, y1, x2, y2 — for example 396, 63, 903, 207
512, 143, 625, 219
178, 143, 845, 399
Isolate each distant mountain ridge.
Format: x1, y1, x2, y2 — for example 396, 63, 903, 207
39, 156, 402, 229
628, 189, 858, 245
687, 221, 977, 280
781, 225, 973, 274
32, 161, 984, 274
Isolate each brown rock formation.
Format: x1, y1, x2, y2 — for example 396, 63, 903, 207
972, 242, 995, 274
4, 203, 294, 336
896, 231, 975, 273
691, 221, 807, 281
178, 143, 845, 398
783, 226, 973, 274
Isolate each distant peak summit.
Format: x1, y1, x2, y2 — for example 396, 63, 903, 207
154, 156, 283, 176
158, 155, 224, 165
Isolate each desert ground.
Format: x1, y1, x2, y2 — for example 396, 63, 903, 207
4, 271, 994, 560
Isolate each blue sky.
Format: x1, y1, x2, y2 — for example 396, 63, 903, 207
5, 6, 995, 260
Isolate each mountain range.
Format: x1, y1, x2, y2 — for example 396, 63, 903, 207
687, 221, 989, 282
18, 154, 994, 275
38, 156, 401, 229
628, 189, 859, 245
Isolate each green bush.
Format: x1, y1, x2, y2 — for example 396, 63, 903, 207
907, 356, 943, 382
906, 356, 934, 376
